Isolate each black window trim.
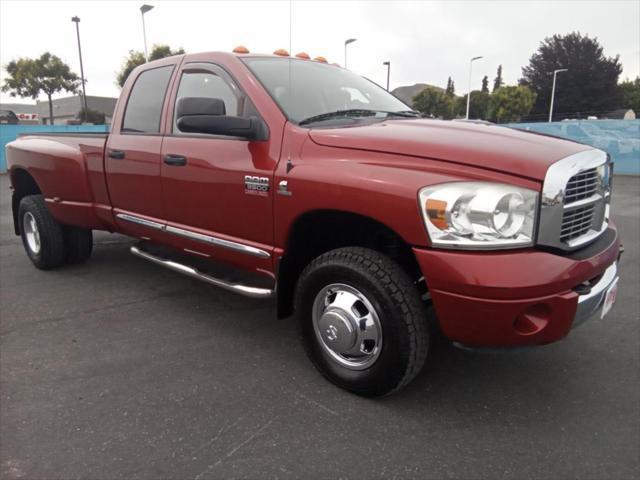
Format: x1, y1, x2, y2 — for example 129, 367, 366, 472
171, 62, 242, 134
168, 61, 268, 141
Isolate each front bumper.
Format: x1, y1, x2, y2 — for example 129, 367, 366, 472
573, 262, 618, 328
414, 226, 621, 347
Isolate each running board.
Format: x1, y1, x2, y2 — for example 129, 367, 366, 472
130, 246, 275, 299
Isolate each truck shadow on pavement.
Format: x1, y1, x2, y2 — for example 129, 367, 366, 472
84, 234, 590, 419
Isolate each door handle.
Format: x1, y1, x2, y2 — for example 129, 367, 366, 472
164, 154, 187, 166
108, 149, 125, 159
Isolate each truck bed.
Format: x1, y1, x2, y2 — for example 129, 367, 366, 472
7, 133, 113, 231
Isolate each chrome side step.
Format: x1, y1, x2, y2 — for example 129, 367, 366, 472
130, 246, 275, 299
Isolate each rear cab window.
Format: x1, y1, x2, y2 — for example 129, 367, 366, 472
122, 65, 174, 133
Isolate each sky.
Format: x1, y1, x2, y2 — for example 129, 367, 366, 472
1, 0, 638, 103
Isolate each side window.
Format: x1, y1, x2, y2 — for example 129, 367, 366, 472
122, 65, 173, 133
173, 70, 239, 133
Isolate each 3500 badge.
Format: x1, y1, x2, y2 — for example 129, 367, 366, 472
244, 176, 270, 196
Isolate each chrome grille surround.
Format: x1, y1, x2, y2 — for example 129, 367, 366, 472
538, 149, 611, 251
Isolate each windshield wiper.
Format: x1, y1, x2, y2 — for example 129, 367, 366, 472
298, 109, 420, 126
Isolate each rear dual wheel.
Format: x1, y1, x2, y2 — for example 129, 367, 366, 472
18, 194, 93, 270
295, 247, 429, 397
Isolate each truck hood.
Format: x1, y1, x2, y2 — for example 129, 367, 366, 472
308, 119, 592, 181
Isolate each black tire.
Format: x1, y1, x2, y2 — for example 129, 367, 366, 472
63, 226, 93, 264
18, 194, 65, 270
294, 247, 429, 397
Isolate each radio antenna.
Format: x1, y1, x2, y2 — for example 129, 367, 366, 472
287, 0, 293, 172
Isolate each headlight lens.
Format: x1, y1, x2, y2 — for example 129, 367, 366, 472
419, 182, 538, 249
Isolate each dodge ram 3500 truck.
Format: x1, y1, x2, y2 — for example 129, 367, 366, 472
6, 50, 621, 396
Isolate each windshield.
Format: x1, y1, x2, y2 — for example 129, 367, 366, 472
242, 57, 411, 124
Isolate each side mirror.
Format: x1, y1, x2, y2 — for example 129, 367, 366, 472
176, 96, 263, 140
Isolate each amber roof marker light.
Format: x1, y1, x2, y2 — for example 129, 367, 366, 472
314, 56, 328, 63
295, 52, 310, 60
233, 46, 250, 54
344, 38, 357, 68
274, 49, 290, 56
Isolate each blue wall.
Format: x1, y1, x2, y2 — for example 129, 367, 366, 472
506, 120, 639, 175
0, 124, 109, 172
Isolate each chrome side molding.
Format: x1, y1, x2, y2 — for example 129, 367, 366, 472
116, 212, 270, 259
130, 246, 275, 299
164, 225, 270, 259
116, 213, 165, 230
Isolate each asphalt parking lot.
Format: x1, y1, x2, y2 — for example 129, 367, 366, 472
0, 173, 638, 480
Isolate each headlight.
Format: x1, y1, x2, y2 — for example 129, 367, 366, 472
418, 182, 538, 249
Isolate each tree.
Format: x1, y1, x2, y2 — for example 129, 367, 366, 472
2, 52, 79, 125
618, 77, 640, 113
481, 75, 489, 93
413, 86, 456, 119
493, 65, 503, 92
487, 86, 536, 123
445, 76, 455, 96
458, 90, 491, 119
77, 107, 105, 124
116, 44, 185, 87
521, 32, 622, 119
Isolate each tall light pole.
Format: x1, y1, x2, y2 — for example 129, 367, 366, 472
383, 61, 390, 91
465, 55, 483, 119
549, 68, 568, 122
71, 16, 88, 119
140, 4, 154, 62
344, 38, 356, 69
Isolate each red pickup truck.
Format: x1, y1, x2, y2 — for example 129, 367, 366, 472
6, 50, 621, 396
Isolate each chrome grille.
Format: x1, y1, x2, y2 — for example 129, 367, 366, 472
560, 204, 595, 242
564, 168, 599, 204
538, 150, 610, 251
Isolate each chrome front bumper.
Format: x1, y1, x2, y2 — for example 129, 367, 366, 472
573, 262, 619, 328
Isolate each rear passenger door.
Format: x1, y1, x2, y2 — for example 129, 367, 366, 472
106, 63, 176, 234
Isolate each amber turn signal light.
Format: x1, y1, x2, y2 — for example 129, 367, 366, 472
425, 199, 449, 230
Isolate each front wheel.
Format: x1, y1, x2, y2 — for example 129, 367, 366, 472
294, 247, 429, 397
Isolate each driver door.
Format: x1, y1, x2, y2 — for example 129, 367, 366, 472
160, 62, 275, 272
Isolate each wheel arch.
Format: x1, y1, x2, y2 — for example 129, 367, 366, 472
10, 167, 42, 235
276, 209, 423, 319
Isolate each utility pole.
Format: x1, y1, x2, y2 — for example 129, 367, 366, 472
383, 61, 390, 91
71, 16, 88, 119
140, 4, 154, 62
549, 68, 568, 122
465, 56, 483, 119
344, 38, 356, 69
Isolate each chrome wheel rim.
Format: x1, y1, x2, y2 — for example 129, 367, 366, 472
312, 283, 383, 370
22, 212, 41, 254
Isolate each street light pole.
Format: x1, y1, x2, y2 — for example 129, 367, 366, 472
344, 38, 356, 69
549, 68, 568, 122
383, 61, 390, 91
71, 16, 88, 119
140, 4, 154, 62
465, 55, 483, 120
